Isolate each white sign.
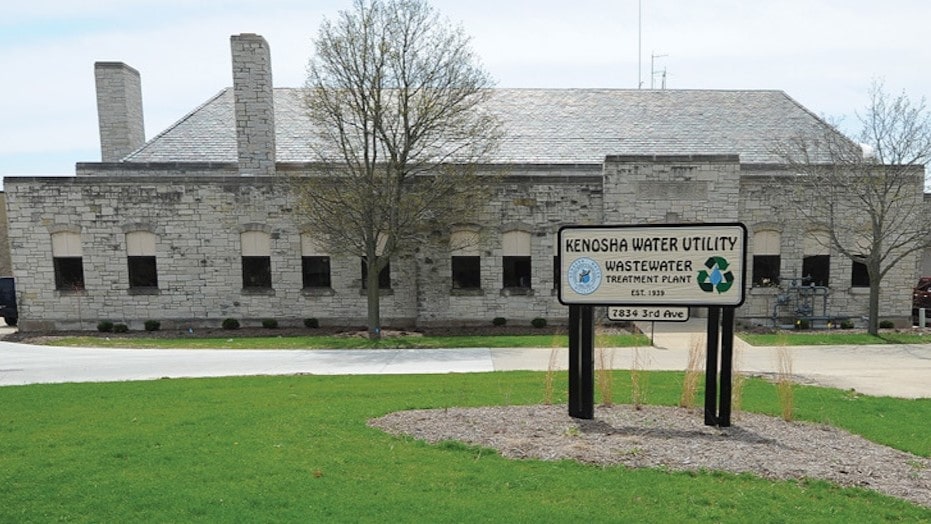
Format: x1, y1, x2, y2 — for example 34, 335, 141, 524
607, 306, 690, 322
558, 223, 747, 306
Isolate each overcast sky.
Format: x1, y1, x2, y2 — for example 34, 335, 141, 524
2, 0, 929, 178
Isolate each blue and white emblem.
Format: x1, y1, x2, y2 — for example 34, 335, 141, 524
567, 257, 602, 295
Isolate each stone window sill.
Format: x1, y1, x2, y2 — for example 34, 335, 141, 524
302, 287, 335, 297
500, 287, 534, 297
129, 287, 160, 296
451, 288, 484, 296
241, 287, 276, 296
749, 287, 782, 296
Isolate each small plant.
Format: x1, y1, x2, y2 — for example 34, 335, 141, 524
794, 319, 810, 330
840, 319, 855, 329
595, 326, 614, 407
304, 318, 319, 329
144, 320, 161, 332
113, 323, 129, 333
262, 318, 279, 329
492, 317, 507, 327
879, 320, 895, 329
222, 318, 240, 330
679, 335, 705, 409
97, 320, 114, 333
776, 345, 795, 421
544, 346, 559, 405
630, 346, 647, 410
531, 317, 547, 328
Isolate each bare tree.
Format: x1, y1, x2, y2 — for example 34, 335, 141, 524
298, 0, 502, 338
776, 81, 931, 334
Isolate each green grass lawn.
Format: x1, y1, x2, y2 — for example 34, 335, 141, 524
1, 372, 928, 522
739, 330, 931, 346
39, 333, 649, 350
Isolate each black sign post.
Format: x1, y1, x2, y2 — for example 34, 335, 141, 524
704, 307, 720, 426
568, 305, 595, 419
704, 306, 736, 427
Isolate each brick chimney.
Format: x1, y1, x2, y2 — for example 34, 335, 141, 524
94, 62, 145, 162
231, 33, 276, 176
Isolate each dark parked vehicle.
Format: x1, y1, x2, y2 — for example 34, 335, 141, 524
0, 277, 16, 327
913, 277, 931, 311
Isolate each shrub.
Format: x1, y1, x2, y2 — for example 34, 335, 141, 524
304, 318, 319, 329
144, 320, 161, 332
492, 317, 507, 327
794, 319, 810, 330
262, 319, 279, 329
222, 318, 240, 330
113, 323, 129, 333
97, 320, 114, 333
879, 320, 895, 329
840, 319, 855, 329
531, 317, 547, 328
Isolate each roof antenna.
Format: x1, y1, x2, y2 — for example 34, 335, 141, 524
638, 0, 642, 89
651, 52, 668, 89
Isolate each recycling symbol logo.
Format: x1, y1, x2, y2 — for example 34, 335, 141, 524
697, 256, 734, 294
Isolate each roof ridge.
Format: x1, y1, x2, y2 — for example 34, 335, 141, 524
123, 88, 231, 161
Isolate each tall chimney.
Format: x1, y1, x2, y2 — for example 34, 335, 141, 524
231, 33, 276, 176
94, 62, 145, 162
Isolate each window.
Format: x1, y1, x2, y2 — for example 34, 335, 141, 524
502, 231, 531, 289
241, 231, 272, 289
851, 257, 870, 287
303, 257, 331, 288
452, 257, 481, 289
51, 232, 84, 290
361, 258, 390, 289
802, 256, 830, 287
751, 230, 780, 286
301, 234, 331, 288
803, 231, 830, 287
126, 231, 158, 288
450, 229, 481, 289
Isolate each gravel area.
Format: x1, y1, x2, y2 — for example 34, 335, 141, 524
370, 404, 931, 508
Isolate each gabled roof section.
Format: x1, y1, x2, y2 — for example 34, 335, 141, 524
124, 88, 844, 165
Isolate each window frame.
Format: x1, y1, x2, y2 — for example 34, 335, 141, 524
451, 255, 481, 289
242, 256, 272, 289
127, 255, 159, 289
802, 254, 831, 287
53, 256, 85, 291
851, 257, 871, 288
302, 255, 332, 289
751, 254, 781, 287
503, 255, 532, 289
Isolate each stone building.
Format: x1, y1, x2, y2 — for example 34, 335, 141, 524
4, 34, 925, 331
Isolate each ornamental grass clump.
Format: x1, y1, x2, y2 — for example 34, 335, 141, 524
595, 327, 615, 407
679, 335, 705, 409
776, 344, 795, 421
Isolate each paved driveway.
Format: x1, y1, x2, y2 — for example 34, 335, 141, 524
0, 321, 928, 398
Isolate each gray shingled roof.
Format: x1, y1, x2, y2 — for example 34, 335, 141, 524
125, 88, 838, 165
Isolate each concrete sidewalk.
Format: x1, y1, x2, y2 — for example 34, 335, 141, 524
0, 320, 928, 398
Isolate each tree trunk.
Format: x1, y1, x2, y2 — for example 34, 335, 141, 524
867, 281, 881, 335
366, 260, 382, 340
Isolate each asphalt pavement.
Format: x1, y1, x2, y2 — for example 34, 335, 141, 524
0, 320, 928, 398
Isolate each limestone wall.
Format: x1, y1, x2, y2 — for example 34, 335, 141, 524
5, 159, 922, 330
739, 170, 919, 326
5, 174, 418, 331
